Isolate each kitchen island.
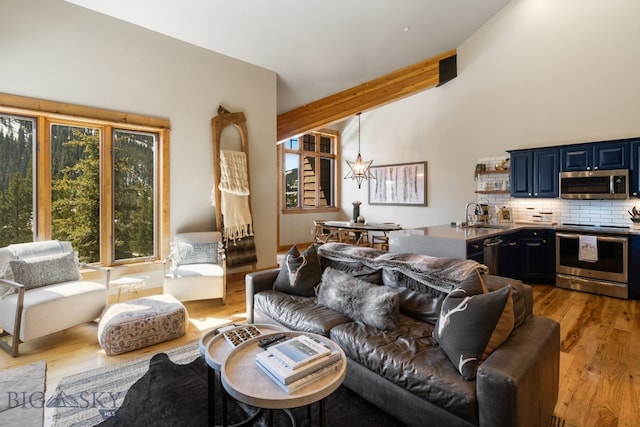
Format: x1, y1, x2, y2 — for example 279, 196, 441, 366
390, 222, 640, 299
388, 223, 512, 259
388, 222, 557, 279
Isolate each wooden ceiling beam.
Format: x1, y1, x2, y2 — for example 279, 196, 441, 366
276, 49, 457, 142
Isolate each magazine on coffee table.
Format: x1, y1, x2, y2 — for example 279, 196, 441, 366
256, 360, 342, 394
256, 349, 340, 384
266, 334, 331, 369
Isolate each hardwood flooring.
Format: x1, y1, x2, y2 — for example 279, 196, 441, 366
1, 279, 639, 426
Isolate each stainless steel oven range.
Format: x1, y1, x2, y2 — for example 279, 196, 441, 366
555, 224, 629, 299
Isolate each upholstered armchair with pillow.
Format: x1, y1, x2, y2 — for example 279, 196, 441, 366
0, 240, 109, 357
163, 232, 226, 303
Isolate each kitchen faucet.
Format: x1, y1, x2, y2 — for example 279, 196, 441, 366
464, 201, 482, 225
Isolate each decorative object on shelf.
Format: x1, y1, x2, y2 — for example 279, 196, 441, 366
369, 161, 427, 206
495, 158, 510, 171
474, 163, 486, 180
352, 201, 361, 222
344, 113, 374, 189
629, 207, 640, 228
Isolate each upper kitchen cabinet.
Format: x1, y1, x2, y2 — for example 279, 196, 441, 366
509, 148, 559, 198
629, 139, 640, 197
561, 140, 630, 171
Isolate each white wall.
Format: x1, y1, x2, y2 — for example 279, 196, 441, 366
338, 0, 640, 232
0, 0, 278, 273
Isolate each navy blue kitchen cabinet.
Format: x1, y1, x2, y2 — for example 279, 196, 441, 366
466, 239, 484, 264
498, 229, 555, 284
629, 139, 640, 197
561, 140, 630, 171
509, 148, 559, 198
520, 229, 555, 284
629, 234, 640, 299
510, 151, 533, 197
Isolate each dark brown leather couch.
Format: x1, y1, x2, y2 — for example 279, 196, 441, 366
245, 244, 559, 427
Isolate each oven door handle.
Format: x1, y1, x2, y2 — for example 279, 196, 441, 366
556, 232, 628, 243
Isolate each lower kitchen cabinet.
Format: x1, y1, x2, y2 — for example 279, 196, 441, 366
520, 230, 550, 283
466, 239, 484, 264
498, 229, 555, 284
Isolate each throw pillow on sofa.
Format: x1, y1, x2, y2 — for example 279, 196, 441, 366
433, 271, 514, 380
317, 267, 400, 331
273, 244, 322, 297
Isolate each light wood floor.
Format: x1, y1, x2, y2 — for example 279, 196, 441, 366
1, 280, 639, 427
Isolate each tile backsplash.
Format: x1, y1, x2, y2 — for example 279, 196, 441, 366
476, 156, 640, 227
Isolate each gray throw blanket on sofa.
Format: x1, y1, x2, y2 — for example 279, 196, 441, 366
317, 243, 487, 293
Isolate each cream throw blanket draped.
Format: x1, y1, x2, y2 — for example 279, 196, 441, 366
218, 150, 253, 242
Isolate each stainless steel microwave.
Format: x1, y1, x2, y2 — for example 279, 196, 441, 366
559, 169, 628, 200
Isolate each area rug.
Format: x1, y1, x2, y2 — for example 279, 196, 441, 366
48, 343, 200, 427
0, 360, 46, 427
49, 342, 574, 427
48, 342, 404, 427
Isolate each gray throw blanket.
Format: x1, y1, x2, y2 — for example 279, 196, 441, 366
317, 243, 488, 294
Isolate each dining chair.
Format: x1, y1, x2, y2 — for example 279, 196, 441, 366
313, 220, 342, 244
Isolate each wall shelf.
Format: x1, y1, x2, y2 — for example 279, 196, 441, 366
477, 169, 510, 175
475, 190, 510, 194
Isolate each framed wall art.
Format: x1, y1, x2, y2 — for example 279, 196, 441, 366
368, 161, 427, 206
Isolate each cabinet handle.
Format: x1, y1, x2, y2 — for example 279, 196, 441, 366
505, 242, 517, 247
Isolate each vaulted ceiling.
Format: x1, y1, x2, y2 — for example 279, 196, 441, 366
65, 0, 511, 118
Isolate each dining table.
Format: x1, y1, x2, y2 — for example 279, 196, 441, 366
321, 221, 402, 247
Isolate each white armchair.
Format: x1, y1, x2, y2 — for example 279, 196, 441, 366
163, 232, 226, 304
0, 240, 109, 357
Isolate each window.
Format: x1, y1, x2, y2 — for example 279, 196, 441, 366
280, 129, 339, 212
0, 95, 169, 265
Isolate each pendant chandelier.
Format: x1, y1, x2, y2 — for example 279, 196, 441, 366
344, 113, 374, 189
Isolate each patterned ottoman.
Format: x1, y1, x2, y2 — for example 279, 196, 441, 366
98, 294, 187, 356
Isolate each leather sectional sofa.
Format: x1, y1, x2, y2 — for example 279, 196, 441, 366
245, 243, 560, 427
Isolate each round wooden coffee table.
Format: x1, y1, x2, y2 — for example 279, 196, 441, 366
221, 331, 346, 427
201, 323, 289, 427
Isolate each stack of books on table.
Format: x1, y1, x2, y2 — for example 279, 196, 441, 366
255, 334, 341, 394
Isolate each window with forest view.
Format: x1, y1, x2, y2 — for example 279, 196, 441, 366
0, 115, 35, 246
0, 99, 167, 266
280, 129, 339, 212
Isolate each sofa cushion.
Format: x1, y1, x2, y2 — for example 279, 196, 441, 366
171, 241, 218, 265
433, 274, 514, 380
273, 245, 322, 297
317, 268, 399, 331
330, 314, 479, 424
8, 252, 80, 290
394, 287, 443, 324
254, 289, 351, 336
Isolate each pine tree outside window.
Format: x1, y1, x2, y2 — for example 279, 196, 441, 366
0, 96, 168, 266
